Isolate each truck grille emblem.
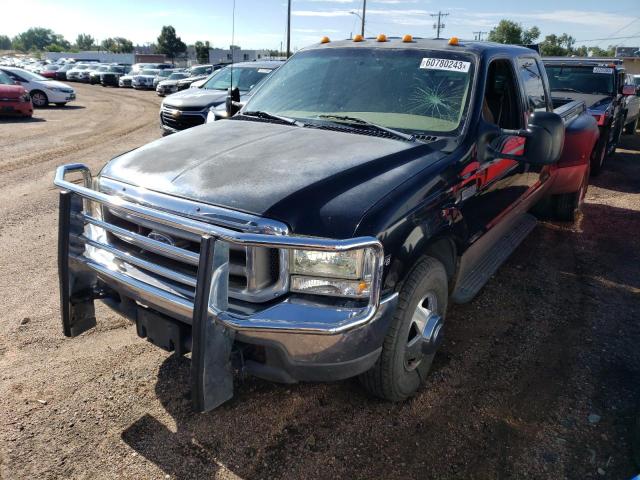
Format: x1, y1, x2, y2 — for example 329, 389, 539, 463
147, 231, 176, 246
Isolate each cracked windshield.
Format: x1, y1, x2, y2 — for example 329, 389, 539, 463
244, 48, 474, 134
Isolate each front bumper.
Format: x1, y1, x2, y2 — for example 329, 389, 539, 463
55, 164, 388, 410
0, 100, 32, 116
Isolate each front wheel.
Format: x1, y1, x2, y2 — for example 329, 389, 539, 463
360, 256, 448, 402
30, 90, 48, 108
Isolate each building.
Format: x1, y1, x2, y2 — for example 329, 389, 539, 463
208, 45, 272, 64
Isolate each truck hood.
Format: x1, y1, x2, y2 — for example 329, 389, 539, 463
100, 119, 445, 237
162, 88, 227, 109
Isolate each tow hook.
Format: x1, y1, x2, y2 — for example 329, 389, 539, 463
421, 314, 444, 355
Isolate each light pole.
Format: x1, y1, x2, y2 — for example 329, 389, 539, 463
286, 0, 292, 57
349, 0, 366, 37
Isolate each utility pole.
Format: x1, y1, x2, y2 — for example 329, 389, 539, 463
473, 31, 488, 41
430, 11, 449, 39
361, 0, 367, 37
286, 0, 292, 58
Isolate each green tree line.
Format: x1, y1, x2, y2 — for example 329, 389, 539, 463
0, 25, 208, 60
487, 19, 617, 57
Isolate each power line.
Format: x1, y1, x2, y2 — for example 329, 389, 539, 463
430, 11, 449, 39
575, 33, 640, 43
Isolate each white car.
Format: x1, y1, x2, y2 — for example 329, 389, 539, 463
66, 64, 92, 82
132, 69, 160, 89
0, 67, 76, 107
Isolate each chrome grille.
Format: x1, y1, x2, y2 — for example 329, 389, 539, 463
81, 179, 289, 304
160, 108, 206, 130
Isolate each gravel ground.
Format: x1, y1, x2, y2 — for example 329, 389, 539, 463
0, 84, 639, 480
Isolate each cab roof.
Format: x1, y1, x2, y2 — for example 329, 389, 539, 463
303, 37, 539, 58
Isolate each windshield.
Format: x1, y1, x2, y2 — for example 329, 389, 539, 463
14, 69, 47, 81
634, 76, 640, 86
140, 69, 160, 75
168, 73, 188, 80
203, 66, 275, 92
244, 48, 473, 134
107, 66, 124, 73
0, 71, 13, 85
190, 66, 210, 76
546, 65, 615, 95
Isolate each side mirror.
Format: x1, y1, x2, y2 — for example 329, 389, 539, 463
622, 84, 636, 96
14, 80, 20, 85
479, 111, 564, 165
225, 87, 241, 117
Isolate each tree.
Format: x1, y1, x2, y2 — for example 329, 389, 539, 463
75, 33, 95, 50
488, 19, 540, 45
157, 26, 186, 62
539, 33, 576, 56
0, 35, 11, 50
588, 45, 616, 57
11, 27, 69, 51
100, 37, 134, 53
194, 41, 210, 64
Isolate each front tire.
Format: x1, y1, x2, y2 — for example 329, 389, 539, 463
360, 256, 448, 401
30, 90, 48, 108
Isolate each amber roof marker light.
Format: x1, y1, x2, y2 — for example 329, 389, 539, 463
320, 36, 331, 44
448, 36, 459, 46
353, 34, 364, 42
377, 34, 388, 42
402, 34, 414, 43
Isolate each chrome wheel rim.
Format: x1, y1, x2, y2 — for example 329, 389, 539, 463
404, 292, 438, 371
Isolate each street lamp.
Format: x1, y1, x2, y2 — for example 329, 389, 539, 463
350, 0, 366, 37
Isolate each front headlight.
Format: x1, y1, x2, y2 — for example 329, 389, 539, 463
290, 248, 376, 298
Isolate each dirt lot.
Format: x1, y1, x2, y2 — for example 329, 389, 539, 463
0, 83, 639, 480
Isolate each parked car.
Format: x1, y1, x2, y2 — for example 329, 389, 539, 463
55, 64, 76, 81
160, 61, 281, 134
54, 37, 599, 412
0, 69, 32, 117
66, 64, 92, 82
40, 65, 60, 79
100, 65, 130, 87
89, 65, 111, 85
544, 58, 633, 174
0, 67, 75, 107
118, 72, 135, 88
156, 72, 189, 96
132, 69, 160, 90
153, 69, 176, 89
623, 74, 640, 134
175, 64, 216, 91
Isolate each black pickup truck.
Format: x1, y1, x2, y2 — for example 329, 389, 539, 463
55, 36, 598, 412
544, 58, 637, 174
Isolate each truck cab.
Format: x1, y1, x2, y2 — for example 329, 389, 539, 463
543, 58, 634, 173
55, 36, 598, 411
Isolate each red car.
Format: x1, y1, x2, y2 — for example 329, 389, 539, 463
40, 65, 60, 79
0, 70, 33, 117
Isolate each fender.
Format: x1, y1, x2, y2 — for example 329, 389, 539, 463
354, 150, 470, 293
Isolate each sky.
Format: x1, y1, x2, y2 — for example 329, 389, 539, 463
1, 0, 639, 52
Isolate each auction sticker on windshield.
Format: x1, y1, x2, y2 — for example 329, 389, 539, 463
420, 58, 471, 72
593, 67, 613, 74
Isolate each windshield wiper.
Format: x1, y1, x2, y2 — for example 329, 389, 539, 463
242, 110, 302, 126
553, 87, 581, 93
316, 114, 417, 142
